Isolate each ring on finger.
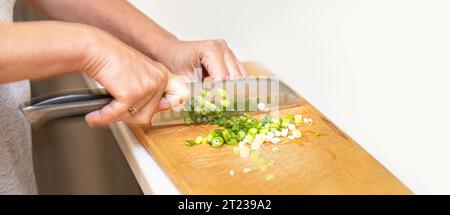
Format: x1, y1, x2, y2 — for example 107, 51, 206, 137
128, 105, 139, 115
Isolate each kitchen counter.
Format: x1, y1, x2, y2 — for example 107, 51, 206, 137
81, 61, 411, 194
82, 75, 179, 195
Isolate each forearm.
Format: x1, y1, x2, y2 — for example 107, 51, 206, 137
0, 21, 92, 83
23, 0, 177, 62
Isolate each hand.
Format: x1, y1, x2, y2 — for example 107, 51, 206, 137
155, 39, 247, 81
81, 28, 176, 127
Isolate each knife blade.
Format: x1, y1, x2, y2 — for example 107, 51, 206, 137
20, 78, 302, 128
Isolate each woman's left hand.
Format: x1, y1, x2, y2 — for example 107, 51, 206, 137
155, 39, 247, 81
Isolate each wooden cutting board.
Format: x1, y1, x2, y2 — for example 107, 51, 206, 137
131, 62, 412, 194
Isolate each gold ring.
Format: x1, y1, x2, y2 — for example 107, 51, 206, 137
128, 105, 139, 115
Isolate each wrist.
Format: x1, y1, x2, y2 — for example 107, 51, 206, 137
76, 25, 112, 77
143, 33, 179, 65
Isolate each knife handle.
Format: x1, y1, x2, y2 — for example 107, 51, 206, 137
20, 89, 112, 127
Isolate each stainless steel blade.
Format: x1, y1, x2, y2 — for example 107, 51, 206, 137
150, 78, 302, 127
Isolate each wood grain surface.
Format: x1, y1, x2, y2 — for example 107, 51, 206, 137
131, 62, 412, 194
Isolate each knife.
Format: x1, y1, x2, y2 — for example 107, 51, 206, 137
20, 78, 302, 128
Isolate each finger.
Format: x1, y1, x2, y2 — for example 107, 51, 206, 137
120, 92, 155, 118
227, 48, 247, 78
201, 53, 229, 80
86, 89, 155, 127
159, 76, 190, 111
224, 52, 242, 80
159, 94, 181, 111
85, 99, 129, 127
122, 87, 165, 126
233, 55, 247, 78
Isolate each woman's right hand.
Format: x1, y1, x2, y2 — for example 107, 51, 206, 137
80, 27, 174, 127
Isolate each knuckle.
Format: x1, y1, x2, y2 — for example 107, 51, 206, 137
142, 78, 159, 96
216, 39, 227, 46
157, 62, 170, 74
115, 85, 138, 103
146, 82, 156, 93
204, 40, 222, 51
136, 78, 156, 98
114, 91, 128, 102
150, 62, 168, 85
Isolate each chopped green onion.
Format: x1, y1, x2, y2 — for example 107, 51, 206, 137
257, 103, 266, 111
236, 130, 246, 141
248, 128, 258, 136
185, 88, 316, 156
271, 118, 280, 124
304, 117, 314, 125
259, 128, 269, 135
282, 118, 291, 124
242, 167, 252, 173
200, 88, 209, 97
281, 128, 289, 137
195, 136, 203, 144
226, 138, 238, 145
288, 123, 296, 131
206, 133, 214, 143
294, 114, 303, 126
184, 116, 194, 124
220, 99, 230, 107
294, 114, 302, 121
261, 115, 272, 123
285, 115, 294, 120
245, 134, 254, 144
274, 130, 281, 137
256, 122, 263, 129
281, 121, 290, 128
217, 88, 228, 98
222, 129, 232, 141
185, 140, 196, 147
272, 147, 280, 153
211, 137, 224, 148
292, 129, 302, 138
270, 137, 281, 144
269, 122, 280, 130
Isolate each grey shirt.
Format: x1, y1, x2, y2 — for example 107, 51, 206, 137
0, 0, 38, 194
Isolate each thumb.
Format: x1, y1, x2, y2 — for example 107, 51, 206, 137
85, 99, 129, 126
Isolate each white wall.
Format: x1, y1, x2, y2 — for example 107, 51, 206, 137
129, 0, 450, 194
